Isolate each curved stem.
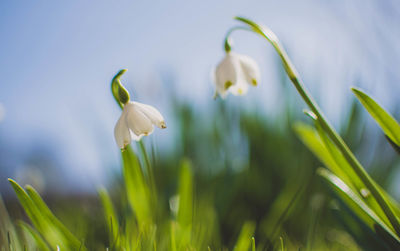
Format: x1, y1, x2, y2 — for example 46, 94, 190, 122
223, 26, 252, 52
233, 16, 400, 236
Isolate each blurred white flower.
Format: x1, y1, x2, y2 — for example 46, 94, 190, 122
214, 52, 260, 98
114, 101, 166, 149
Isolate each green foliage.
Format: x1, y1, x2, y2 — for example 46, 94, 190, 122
20, 222, 51, 251
294, 87, 400, 249
8, 178, 85, 250
0, 196, 22, 251
317, 169, 399, 243
3, 98, 395, 250
236, 16, 400, 240
98, 187, 120, 248
352, 88, 400, 147
233, 222, 255, 251
122, 145, 153, 227
176, 159, 193, 248
295, 121, 400, 246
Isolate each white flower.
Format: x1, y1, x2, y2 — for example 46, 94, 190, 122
214, 52, 260, 98
114, 101, 166, 149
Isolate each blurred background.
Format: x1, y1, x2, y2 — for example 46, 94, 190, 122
1, 0, 400, 249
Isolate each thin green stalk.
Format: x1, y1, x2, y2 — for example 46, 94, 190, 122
138, 140, 158, 205
231, 16, 400, 236
223, 26, 252, 52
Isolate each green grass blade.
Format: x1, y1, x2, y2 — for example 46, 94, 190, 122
9, 179, 66, 249
177, 159, 193, 229
293, 123, 356, 189
295, 122, 400, 241
313, 120, 396, 228
8, 179, 85, 250
352, 88, 400, 146
25, 185, 86, 250
19, 222, 50, 251
314, 119, 365, 191
170, 221, 177, 251
98, 187, 120, 248
295, 122, 397, 229
138, 140, 157, 202
0, 196, 22, 251
318, 168, 400, 243
233, 222, 255, 251
175, 159, 194, 249
8, 179, 41, 228
279, 237, 285, 251
122, 145, 152, 226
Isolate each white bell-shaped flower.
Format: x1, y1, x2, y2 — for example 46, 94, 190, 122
214, 52, 260, 98
114, 101, 166, 149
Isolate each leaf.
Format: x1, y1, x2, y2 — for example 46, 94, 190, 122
352, 88, 400, 147
0, 196, 22, 251
25, 185, 85, 250
233, 222, 255, 251
176, 159, 194, 249
177, 159, 193, 229
294, 122, 400, 235
122, 146, 152, 226
20, 222, 51, 251
312, 121, 394, 228
170, 221, 177, 251
279, 237, 285, 251
318, 168, 400, 244
8, 179, 85, 250
293, 123, 358, 190
8, 179, 41, 229
98, 187, 120, 248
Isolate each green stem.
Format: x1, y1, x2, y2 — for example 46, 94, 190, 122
233, 16, 400, 236
138, 140, 157, 205
223, 26, 252, 52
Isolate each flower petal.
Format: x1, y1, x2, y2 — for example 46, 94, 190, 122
214, 52, 240, 97
133, 101, 166, 129
229, 81, 249, 96
238, 54, 260, 86
130, 130, 144, 141
125, 102, 154, 139
114, 113, 131, 149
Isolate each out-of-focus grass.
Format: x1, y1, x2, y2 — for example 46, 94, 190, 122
2, 74, 400, 250
0, 105, 395, 250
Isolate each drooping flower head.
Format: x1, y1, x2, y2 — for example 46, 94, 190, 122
114, 101, 166, 149
214, 51, 260, 98
112, 69, 166, 149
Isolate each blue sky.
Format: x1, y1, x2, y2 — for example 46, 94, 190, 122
1, 0, 399, 193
